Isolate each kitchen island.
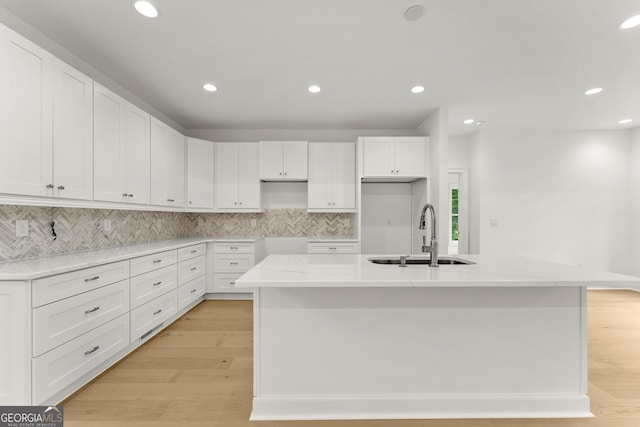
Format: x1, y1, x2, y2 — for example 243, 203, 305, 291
235, 254, 640, 421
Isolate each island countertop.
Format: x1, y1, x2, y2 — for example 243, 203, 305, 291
235, 254, 640, 288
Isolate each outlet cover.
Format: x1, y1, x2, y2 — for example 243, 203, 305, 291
344, 218, 350, 227
251, 219, 257, 227
104, 219, 112, 232
16, 220, 29, 237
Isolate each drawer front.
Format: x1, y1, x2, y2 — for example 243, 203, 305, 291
178, 244, 206, 262
178, 276, 206, 311
33, 261, 130, 307
130, 290, 177, 343
178, 255, 206, 285
33, 313, 130, 404
130, 250, 177, 277
33, 279, 130, 357
213, 273, 251, 294
213, 253, 254, 273
307, 242, 359, 254
212, 242, 255, 254
130, 264, 178, 309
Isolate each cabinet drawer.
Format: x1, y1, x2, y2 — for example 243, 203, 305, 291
130, 290, 177, 343
130, 264, 177, 309
178, 244, 206, 262
33, 313, 129, 404
213, 273, 251, 294
307, 242, 359, 254
33, 279, 130, 357
213, 253, 254, 272
178, 276, 206, 311
212, 242, 255, 254
33, 261, 129, 307
130, 250, 177, 277
178, 255, 206, 285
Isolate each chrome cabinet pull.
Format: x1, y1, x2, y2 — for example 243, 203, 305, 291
128, 194, 134, 198
122, 193, 129, 197
230, 262, 238, 265
153, 309, 162, 315
84, 276, 100, 282
190, 289, 197, 293
329, 247, 337, 250
167, 198, 175, 202
153, 259, 162, 264
230, 281, 236, 286
190, 250, 197, 253
230, 247, 238, 250
153, 281, 162, 287
57, 185, 65, 190
84, 345, 100, 355
190, 267, 197, 271
84, 306, 100, 314
46, 184, 55, 189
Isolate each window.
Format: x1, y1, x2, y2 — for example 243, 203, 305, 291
451, 188, 459, 242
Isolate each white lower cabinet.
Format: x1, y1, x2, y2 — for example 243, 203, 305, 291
178, 276, 206, 311
209, 240, 263, 294
130, 290, 177, 342
307, 240, 359, 254
32, 313, 130, 404
130, 265, 177, 309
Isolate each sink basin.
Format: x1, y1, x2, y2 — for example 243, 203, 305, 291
368, 256, 475, 266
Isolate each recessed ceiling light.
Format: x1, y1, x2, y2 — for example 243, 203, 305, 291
475, 121, 485, 126
411, 85, 425, 94
463, 119, 475, 124
203, 83, 217, 92
404, 5, 425, 21
618, 118, 633, 124
134, 1, 159, 18
620, 15, 640, 29
584, 87, 603, 95
308, 85, 321, 93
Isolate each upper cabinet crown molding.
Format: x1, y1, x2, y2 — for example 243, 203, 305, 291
362, 136, 428, 182
259, 141, 308, 181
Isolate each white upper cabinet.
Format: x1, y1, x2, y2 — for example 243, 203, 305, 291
259, 141, 308, 181
94, 83, 150, 205
186, 137, 214, 209
308, 142, 356, 212
362, 136, 427, 180
215, 143, 260, 210
0, 26, 93, 200
150, 118, 185, 208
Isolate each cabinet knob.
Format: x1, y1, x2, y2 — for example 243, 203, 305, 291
57, 185, 65, 190
279, 172, 282, 176
189, 201, 192, 204
122, 193, 129, 197
167, 198, 174, 202
239, 202, 242, 205
128, 194, 134, 198
396, 170, 399, 174
284, 172, 287, 176
46, 184, 55, 189
234, 202, 238, 205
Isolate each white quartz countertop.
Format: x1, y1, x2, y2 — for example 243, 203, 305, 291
0, 238, 263, 280
235, 254, 640, 288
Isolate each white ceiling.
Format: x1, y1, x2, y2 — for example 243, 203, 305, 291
1, 0, 639, 135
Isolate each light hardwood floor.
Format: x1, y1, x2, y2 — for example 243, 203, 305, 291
62, 290, 640, 427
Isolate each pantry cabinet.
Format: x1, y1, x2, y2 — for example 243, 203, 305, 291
186, 137, 215, 209
215, 143, 260, 210
0, 25, 93, 200
150, 118, 185, 208
362, 136, 426, 180
259, 141, 308, 181
94, 83, 151, 205
308, 142, 356, 212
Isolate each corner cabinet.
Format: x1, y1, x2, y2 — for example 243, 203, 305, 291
0, 25, 93, 200
186, 137, 215, 209
259, 141, 308, 181
215, 143, 261, 211
308, 142, 356, 212
362, 136, 427, 181
94, 83, 151, 205
150, 118, 185, 208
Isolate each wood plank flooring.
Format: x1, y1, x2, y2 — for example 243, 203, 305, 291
62, 290, 640, 427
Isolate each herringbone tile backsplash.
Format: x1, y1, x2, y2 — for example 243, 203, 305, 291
0, 205, 354, 262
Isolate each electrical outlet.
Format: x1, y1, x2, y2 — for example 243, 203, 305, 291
104, 219, 112, 232
251, 219, 257, 227
344, 218, 350, 227
198, 217, 204, 227
489, 218, 499, 227
16, 220, 29, 237
156, 218, 162, 228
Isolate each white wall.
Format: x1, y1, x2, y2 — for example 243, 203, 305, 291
469, 130, 632, 274
630, 127, 640, 278
448, 136, 470, 169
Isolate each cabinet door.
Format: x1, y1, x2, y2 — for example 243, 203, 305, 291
150, 118, 184, 206
186, 137, 214, 209
362, 137, 394, 177
283, 141, 308, 180
259, 141, 283, 180
167, 131, 185, 207
238, 143, 260, 208
215, 143, 239, 208
52, 59, 93, 200
394, 137, 426, 177
0, 25, 53, 197
332, 143, 356, 209
93, 83, 126, 203
307, 143, 332, 209
124, 104, 150, 205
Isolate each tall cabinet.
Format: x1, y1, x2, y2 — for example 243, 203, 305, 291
215, 143, 260, 210
94, 83, 151, 205
0, 25, 93, 200
150, 118, 185, 208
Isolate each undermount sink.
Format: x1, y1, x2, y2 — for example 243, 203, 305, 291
368, 256, 475, 266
